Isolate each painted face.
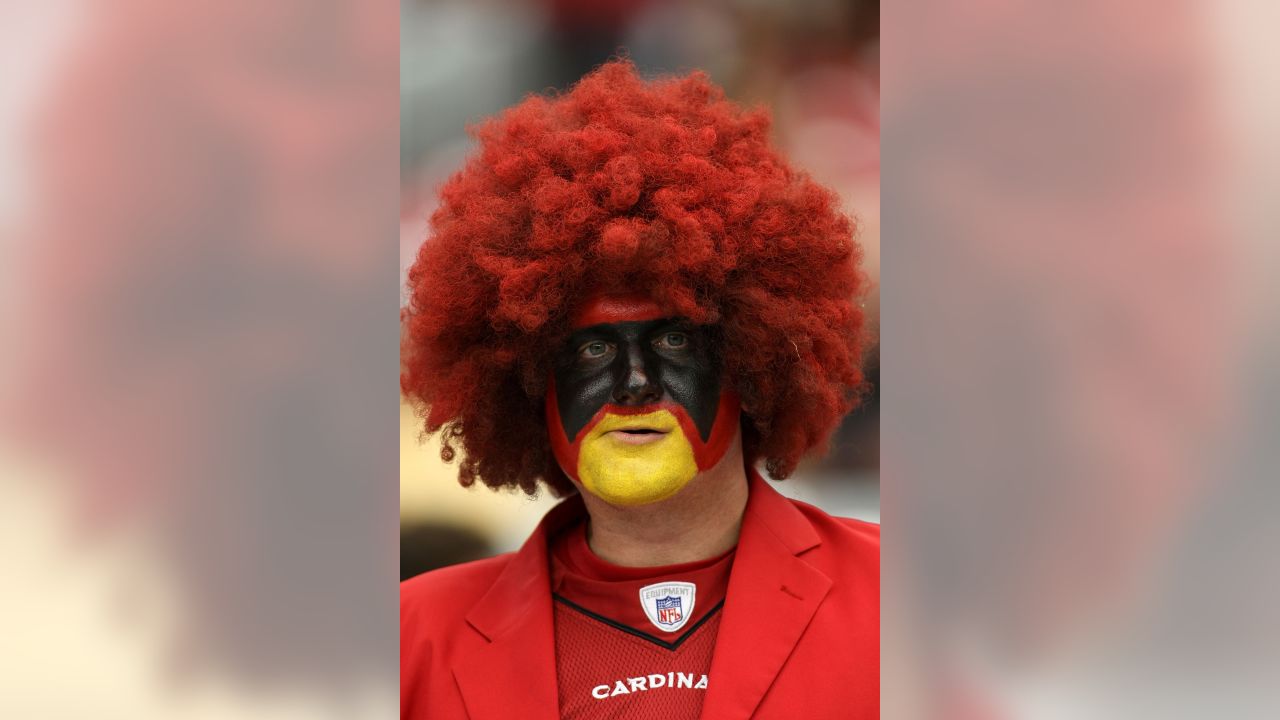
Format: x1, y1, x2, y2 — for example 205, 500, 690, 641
546, 295, 741, 506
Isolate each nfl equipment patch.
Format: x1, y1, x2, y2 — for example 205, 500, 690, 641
639, 582, 696, 632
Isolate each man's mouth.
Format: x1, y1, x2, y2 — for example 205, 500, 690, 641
586, 408, 681, 446
605, 427, 670, 445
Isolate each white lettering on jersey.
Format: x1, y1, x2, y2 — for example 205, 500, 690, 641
591, 673, 709, 700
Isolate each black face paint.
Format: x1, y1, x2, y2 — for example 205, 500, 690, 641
551, 318, 723, 443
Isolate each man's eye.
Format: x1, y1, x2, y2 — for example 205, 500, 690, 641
656, 332, 688, 349
579, 341, 612, 359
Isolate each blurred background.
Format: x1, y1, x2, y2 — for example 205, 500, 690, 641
3, 0, 1280, 718
399, 0, 882, 580
0, 1, 399, 717
881, 1, 1280, 717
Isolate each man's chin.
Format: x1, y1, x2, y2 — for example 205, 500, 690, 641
579, 459, 697, 507
577, 422, 699, 506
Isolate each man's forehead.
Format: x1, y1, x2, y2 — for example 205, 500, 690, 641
570, 293, 666, 329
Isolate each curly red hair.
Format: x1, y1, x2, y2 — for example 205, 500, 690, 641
402, 61, 866, 496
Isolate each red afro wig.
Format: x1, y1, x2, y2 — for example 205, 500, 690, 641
402, 60, 867, 496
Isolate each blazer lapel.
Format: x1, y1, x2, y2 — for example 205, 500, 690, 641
452, 498, 584, 720
700, 473, 834, 719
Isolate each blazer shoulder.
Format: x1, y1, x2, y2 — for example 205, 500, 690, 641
836, 514, 880, 547
788, 497, 880, 556
780, 499, 879, 612
401, 553, 514, 629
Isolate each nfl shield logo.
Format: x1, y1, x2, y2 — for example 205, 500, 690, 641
639, 582, 696, 632
656, 596, 683, 625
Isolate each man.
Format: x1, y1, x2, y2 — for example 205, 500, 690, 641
400, 61, 878, 719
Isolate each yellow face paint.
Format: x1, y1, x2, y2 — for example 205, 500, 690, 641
577, 409, 699, 506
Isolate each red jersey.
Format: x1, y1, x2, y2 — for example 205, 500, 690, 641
550, 521, 735, 718
401, 471, 880, 719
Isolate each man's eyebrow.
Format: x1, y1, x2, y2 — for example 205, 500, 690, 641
565, 325, 620, 344
566, 318, 691, 342
650, 318, 697, 331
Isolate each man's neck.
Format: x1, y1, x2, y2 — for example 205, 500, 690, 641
579, 437, 750, 567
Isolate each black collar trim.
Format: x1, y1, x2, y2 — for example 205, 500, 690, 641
553, 595, 725, 651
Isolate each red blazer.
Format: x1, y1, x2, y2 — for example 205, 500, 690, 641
401, 472, 880, 719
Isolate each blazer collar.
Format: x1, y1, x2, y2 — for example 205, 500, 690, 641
464, 495, 585, 641
452, 494, 585, 720
701, 470, 834, 719
739, 468, 823, 554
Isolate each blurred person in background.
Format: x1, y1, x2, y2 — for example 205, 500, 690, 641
399, 61, 878, 719
400, 522, 494, 580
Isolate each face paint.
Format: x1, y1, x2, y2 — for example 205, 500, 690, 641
546, 294, 741, 506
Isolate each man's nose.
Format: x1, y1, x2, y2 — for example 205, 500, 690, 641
611, 344, 662, 406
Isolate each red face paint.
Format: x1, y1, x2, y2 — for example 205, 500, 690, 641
546, 386, 741, 482
569, 293, 665, 329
